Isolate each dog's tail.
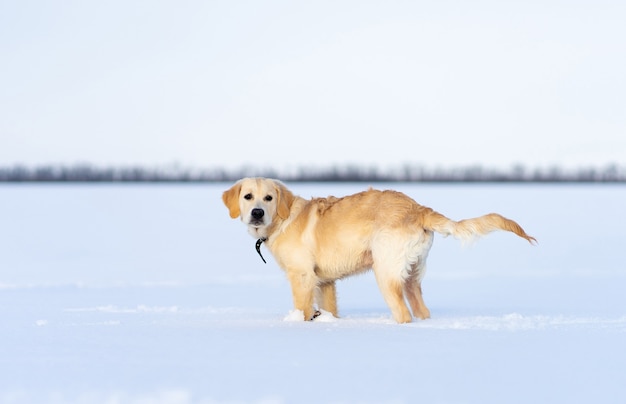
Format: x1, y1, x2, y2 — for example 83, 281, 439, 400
421, 208, 536, 244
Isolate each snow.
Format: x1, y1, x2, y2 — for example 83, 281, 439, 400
283, 309, 306, 322
1, 183, 625, 403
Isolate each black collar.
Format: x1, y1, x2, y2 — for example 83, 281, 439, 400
255, 238, 267, 264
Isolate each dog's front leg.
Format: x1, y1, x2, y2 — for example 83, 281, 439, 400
286, 270, 317, 321
317, 281, 338, 317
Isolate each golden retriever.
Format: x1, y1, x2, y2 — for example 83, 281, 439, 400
223, 178, 535, 323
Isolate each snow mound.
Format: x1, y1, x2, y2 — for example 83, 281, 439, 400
282, 309, 338, 322
313, 310, 338, 322
283, 309, 305, 322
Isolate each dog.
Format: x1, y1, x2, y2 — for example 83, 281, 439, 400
223, 177, 535, 323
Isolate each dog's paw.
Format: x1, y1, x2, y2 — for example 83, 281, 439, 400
312, 310, 338, 323
283, 309, 337, 322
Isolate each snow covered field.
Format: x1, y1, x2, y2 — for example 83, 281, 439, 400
1, 182, 625, 403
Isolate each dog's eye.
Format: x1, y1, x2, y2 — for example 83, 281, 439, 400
244, 193, 253, 200
264, 195, 273, 202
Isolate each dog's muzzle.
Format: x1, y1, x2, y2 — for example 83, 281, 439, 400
250, 208, 265, 225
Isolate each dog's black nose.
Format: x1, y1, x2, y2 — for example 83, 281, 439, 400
251, 208, 265, 220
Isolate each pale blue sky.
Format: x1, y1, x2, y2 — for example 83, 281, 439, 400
1, 0, 625, 170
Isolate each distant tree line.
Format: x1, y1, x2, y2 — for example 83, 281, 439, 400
0, 163, 625, 183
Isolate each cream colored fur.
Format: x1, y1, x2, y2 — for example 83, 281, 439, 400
223, 177, 536, 323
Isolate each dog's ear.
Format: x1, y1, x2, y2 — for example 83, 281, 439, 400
275, 180, 294, 220
222, 181, 242, 219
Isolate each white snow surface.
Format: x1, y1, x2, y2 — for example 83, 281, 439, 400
1, 183, 625, 403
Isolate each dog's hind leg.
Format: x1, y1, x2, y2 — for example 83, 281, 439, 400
404, 273, 430, 320
372, 265, 412, 323
372, 233, 417, 323
403, 232, 433, 320
316, 281, 338, 317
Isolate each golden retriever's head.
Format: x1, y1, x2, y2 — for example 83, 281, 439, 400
222, 177, 294, 239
